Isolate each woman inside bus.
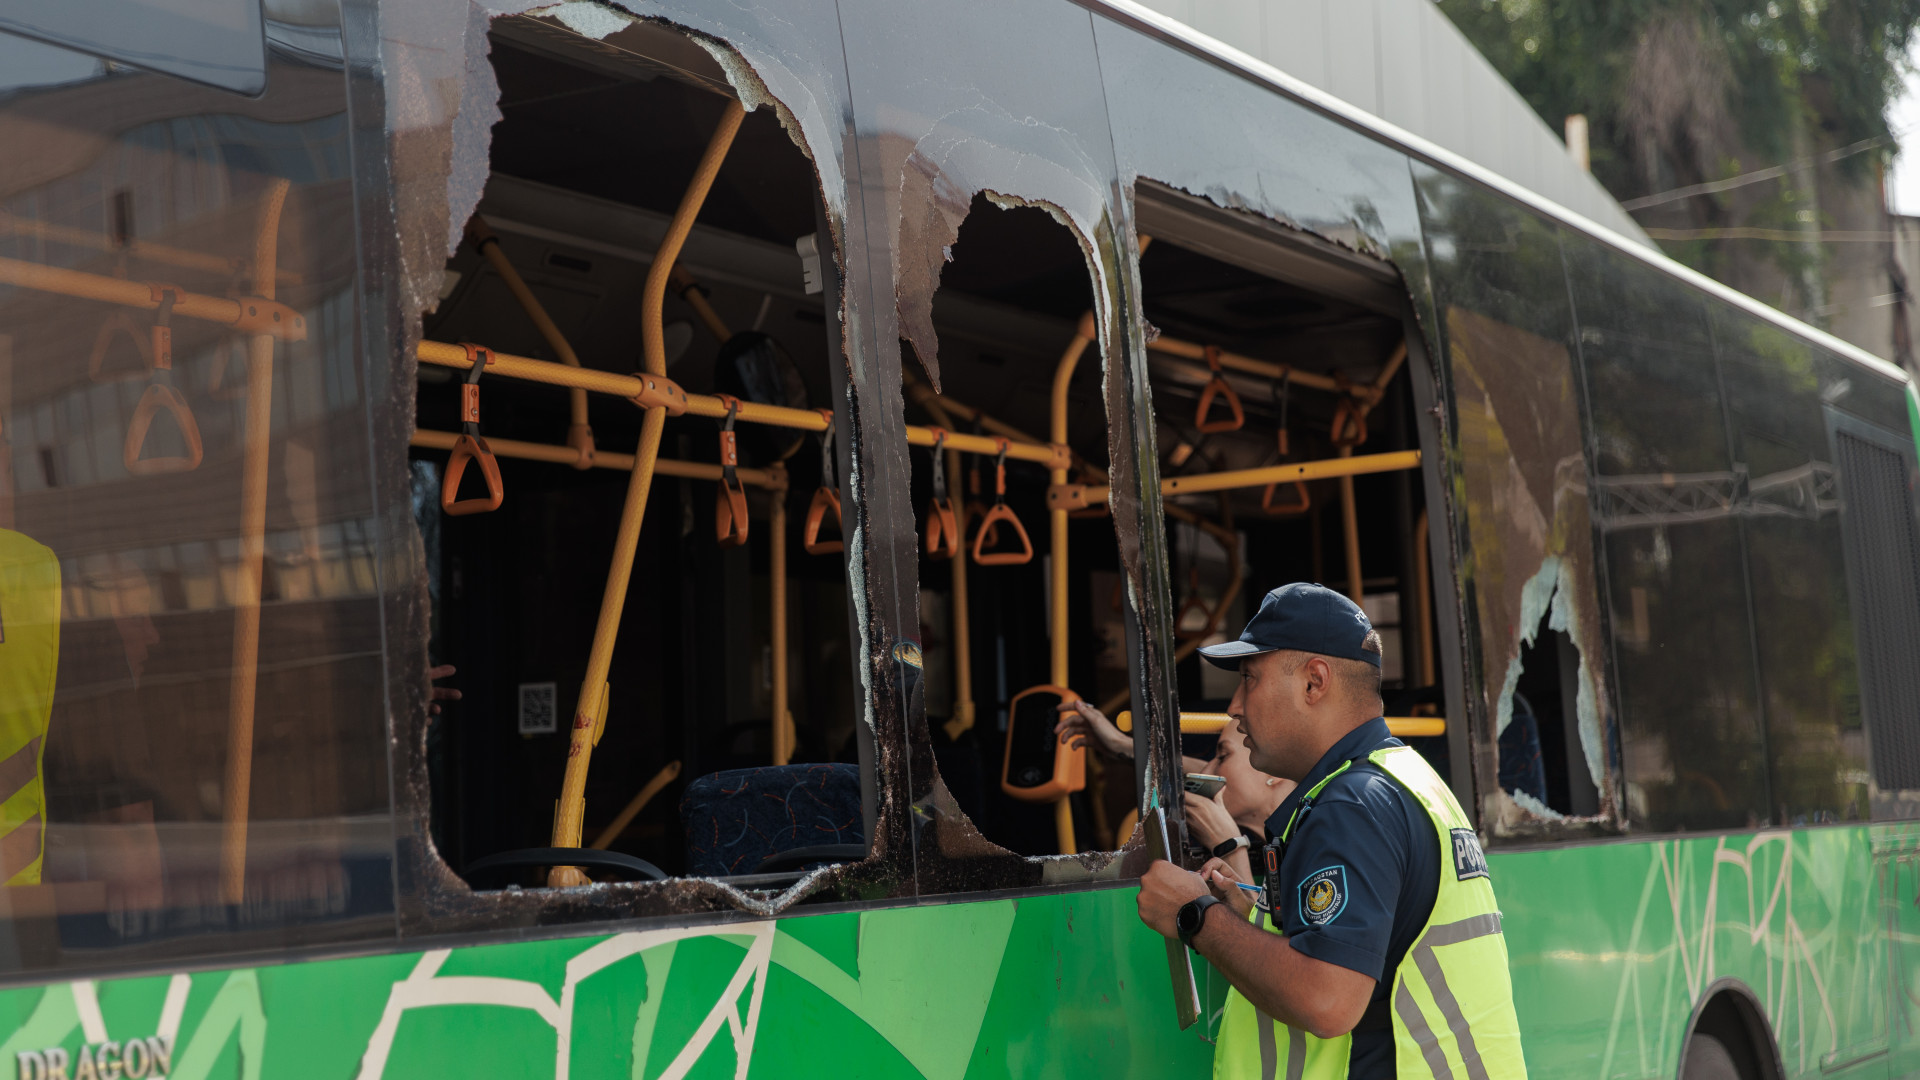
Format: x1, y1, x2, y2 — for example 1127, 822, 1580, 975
1054, 701, 1292, 879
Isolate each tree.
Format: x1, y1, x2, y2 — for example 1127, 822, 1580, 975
1435, 0, 1920, 322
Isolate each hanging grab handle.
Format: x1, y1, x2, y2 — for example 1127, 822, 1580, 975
1194, 345, 1244, 434
924, 429, 959, 560
124, 287, 205, 475
1174, 568, 1213, 641
1263, 372, 1309, 513
442, 343, 504, 516
804, 409, 844, 555
1262, 476, 1311, 515
972, 439, 1033, 566
1330, 395, 1369, 449
714, 395, 749, 547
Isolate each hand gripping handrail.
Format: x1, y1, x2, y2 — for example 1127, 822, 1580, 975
972, 439, 1034, 566
123, 286, 205, 475
923, 429, 960, 560
713, 395, 748, 547
1193, 344, 1245, 434
804, 408, 844, 555
441, 344, 505, 516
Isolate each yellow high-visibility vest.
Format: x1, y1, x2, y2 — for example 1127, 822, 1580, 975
1215, 745, 1527, 1080
0, 529, 60, 886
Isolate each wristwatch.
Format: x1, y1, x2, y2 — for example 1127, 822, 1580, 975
1176, 894, 1224, 947
1212, 834, 1250, 858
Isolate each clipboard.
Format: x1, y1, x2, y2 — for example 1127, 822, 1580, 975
1145, 804, 1202, 1029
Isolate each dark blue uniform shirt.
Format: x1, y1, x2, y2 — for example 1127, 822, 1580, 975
1263, 716, 1439, 1080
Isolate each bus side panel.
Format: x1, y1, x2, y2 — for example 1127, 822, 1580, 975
0, 887, 1209, 1079
1493, 826, 1889, 1080
1875, 824, 1920, 1080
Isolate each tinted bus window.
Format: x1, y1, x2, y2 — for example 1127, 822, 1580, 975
0, 19, 392, 974
1412, 167, 1616, 833
1566, 237, 1768, 832
1713, 310, 1869, 824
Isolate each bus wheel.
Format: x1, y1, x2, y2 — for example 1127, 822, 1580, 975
1682, 1033, 1741, 1080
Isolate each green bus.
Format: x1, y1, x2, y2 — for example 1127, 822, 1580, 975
0, 0, 1909, 1077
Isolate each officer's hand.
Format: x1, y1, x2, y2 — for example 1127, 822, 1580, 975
1136, 859, 1209, 940
1200, 857, 1254, 917
1055, 700, 1132, 759
1183, 789, 1238, 851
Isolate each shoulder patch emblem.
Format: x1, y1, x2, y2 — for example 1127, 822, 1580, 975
1451, 828, 1489, 881
1297, 865, 1348, 926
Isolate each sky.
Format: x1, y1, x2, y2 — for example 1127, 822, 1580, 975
1887, 38, 1920, 215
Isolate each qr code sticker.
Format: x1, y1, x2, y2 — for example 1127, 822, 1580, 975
518, 682, 558, 735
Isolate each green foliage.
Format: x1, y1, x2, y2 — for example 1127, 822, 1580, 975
1434, 0, 1920, 198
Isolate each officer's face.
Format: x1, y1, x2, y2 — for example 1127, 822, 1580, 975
1228, 651, 1312, 779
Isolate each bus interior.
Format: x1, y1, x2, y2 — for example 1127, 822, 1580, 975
412, 12, 1529, 893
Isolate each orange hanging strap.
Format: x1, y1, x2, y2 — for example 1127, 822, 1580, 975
924, 428, 959, 560
442, 343, 504, 515
1330, 398, 1369, 449
1194, 344, 1244, 434
714, 395, 749, 547
972, 438, 1033, 566
804, 408, 844, 555
124, 286, 205, 475
1262, 369, 1309, 514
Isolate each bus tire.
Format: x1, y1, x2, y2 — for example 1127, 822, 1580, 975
1680, 980, 1783, 1080
1682, 1034, 1740, 1080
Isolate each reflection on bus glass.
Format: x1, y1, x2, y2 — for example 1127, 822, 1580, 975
0, 1, 391, 975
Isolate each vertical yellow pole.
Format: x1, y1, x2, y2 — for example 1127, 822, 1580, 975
919, 398, 975, 741
1049, 312, 1095, 856
1415, 509, 1434, 687
771, 468, 793, 765
548, 101, 744, 885
1339, 447, 1363, 605
467, 215, 594, 467
220, 177, 291, 905
1337, 342, 1405, 608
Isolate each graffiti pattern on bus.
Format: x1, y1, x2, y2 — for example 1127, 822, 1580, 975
1591, 830, 1881, 1080
355, 923, 775, 1080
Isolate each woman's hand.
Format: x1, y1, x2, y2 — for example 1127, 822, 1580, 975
429, 664, 461, 716
1054, 700, 1132, 759
1183, 789, 1239, 852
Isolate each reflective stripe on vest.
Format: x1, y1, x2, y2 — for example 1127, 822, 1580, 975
0, 530, 61, 886
1213, 745, 1528, 1080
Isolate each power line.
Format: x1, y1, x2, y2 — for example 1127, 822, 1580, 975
1620, 136, 1884, 211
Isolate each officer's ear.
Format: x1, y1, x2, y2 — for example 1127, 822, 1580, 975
1300, 655, 1332, 705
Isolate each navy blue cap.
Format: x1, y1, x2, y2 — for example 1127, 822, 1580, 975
1198, 582, 1379, 670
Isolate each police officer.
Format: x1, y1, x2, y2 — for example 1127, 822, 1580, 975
1135, 583, 1526, 1080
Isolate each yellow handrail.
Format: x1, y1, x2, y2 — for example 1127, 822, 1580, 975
1056, 449, 1421, 507
0, 254, 305, 339
409, 429, 783, 489
1045, 311, 1097, 855
1113, 711, 1446, 739
219, 176, 292, 905
467, 215, 595, 467
547, 100, 745, 886
417, 340, 1071, 472
589, 761, 682, 850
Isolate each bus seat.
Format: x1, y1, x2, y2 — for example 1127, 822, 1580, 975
680, 763, 864, 876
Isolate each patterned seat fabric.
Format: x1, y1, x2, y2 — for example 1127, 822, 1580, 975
679, 763, 864, 876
